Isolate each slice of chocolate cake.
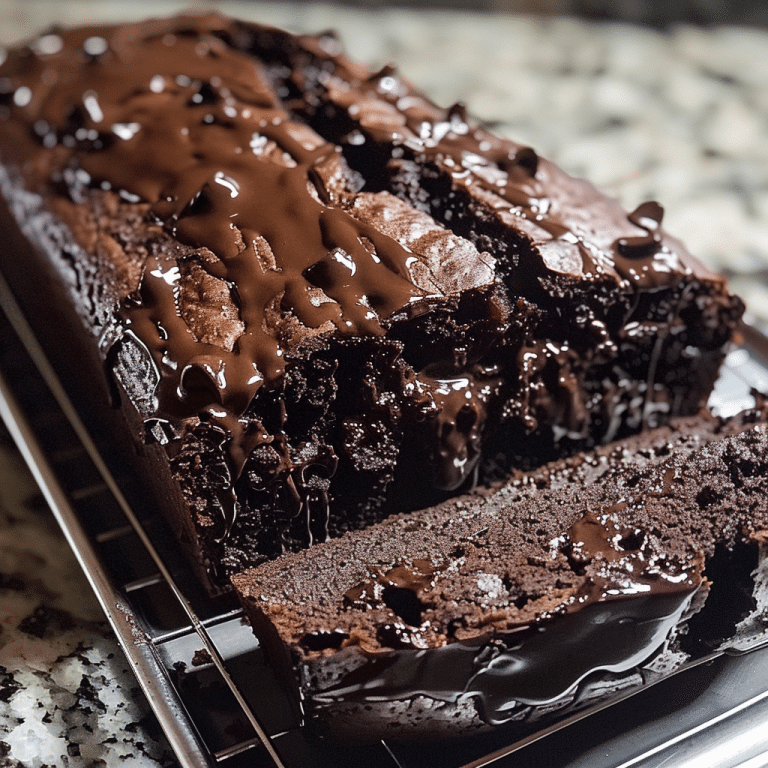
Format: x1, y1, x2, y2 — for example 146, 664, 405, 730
232, 404, 768, 742
0, 13, 743, 592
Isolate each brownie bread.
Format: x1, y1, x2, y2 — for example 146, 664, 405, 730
0, 13, 743, 590
233, 403, 768, 741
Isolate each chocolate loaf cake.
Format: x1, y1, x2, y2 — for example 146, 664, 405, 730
233, 404, 768, 741
0, 12, 743, 591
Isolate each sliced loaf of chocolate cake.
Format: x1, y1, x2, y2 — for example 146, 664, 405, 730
0, 13, 743, 592
233, 404, 768, 741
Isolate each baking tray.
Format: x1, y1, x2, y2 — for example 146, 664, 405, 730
2, 265, 768, 768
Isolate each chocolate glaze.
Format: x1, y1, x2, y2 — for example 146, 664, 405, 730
0, 13, 744, 578
0, 23, 434, 414
234, 415, 768, 742
344, 559, 441, 610
416, 367, 503, 491
343, 559, 442, 647
561, 509, 699, 603
310, 590, 695, 723
0, 15, 507, 503
273, 49, 703, 290
231, 17, 744, 475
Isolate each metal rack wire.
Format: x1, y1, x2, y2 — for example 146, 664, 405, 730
3, 265, 768, 768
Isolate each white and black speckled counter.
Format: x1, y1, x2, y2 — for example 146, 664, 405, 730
1, 3, 767, 766
0, 425, 175, 767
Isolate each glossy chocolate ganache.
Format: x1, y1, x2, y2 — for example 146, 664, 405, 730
0, 13, 742, 580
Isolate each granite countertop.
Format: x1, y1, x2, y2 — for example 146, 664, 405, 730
1, 2, 767, 766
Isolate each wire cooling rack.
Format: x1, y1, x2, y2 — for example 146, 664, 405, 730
3, 266, 768, 768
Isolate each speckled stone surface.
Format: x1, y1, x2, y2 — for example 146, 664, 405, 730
0, 426, 175, 767
1, 3, 767, 765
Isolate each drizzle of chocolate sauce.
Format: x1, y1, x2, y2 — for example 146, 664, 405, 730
316, 60, 694, 289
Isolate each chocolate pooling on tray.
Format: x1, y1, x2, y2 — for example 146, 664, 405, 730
0, 10, 762, 747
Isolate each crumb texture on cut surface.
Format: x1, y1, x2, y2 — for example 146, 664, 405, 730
233, 407, 768, 741
0, 3, 764, 756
